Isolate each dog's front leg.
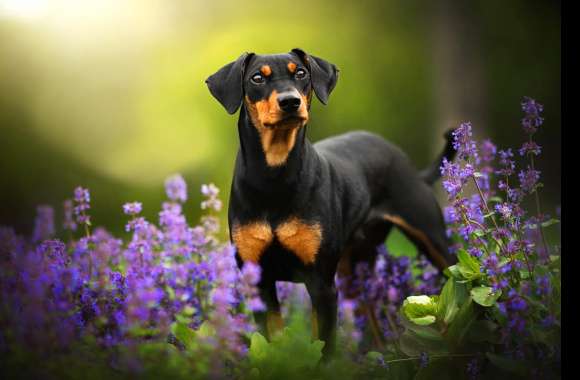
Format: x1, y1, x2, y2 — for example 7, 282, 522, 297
306, 276, 338, 360
254, 280, 284, 340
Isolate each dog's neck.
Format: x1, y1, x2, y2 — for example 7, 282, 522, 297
235, 104, 319, 193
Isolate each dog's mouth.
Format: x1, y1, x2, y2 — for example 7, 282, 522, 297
263, 115, 307, 129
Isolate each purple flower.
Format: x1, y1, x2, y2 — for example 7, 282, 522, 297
452, 122, 478, 161
201, 183, 223, 212
419, 352, 429, 368
63, 199, 77, 232
201, 183, 219, 198
518, 167, 540, 193
74, 187, 90, 204
32, 205, 55, 242
466, 358, 479, 380
496, 149, 515, 176
444, 206, 460, 224
239, 262, 265, 312
507, 291, 527, 312
241, 262, 261, 285
165, 174, 187, 203
519, 141, 542, 157
535, 275, 551, 297
482, 253, 499, 276
495, 203, 513, 220
440, 158, 469, 199
122, 202, 143, 216
73, 187, 91, 227
387, 286, 399, 303
541, 315, 556, 328
468, 247, 483, 258
479, 139, 497, 163
521, 97, 544, 134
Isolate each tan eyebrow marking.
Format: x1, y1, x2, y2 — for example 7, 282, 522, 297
260, 65, 272, 77
287, 62, 297, 73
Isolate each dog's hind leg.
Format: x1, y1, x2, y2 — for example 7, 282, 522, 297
380, 211, 454, 271
336, 220, 395, 350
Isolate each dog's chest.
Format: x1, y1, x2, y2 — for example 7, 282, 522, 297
231, 218, 322, 265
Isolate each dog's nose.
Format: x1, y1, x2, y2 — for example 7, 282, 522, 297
278, 93, 301, 113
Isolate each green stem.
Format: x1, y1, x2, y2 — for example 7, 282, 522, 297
385, 353, 476, 365
529, 146, 550, 259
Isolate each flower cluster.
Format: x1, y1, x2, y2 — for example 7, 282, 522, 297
0, 176, 262, 375
335, 244, 442, 347
434, 97, 560, 376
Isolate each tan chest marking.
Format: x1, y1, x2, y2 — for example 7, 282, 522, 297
275, 218, 322, 265
232, 222, 273, 263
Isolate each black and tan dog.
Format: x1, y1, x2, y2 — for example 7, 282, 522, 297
206, 49, 456, 358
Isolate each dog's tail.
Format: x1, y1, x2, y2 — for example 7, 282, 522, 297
419, 128, 457, 186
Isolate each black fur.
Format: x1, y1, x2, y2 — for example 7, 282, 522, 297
206, 49, 456, 359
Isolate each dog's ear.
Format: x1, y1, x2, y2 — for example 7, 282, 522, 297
206, 52, 254, 114
291, 48, 339, 105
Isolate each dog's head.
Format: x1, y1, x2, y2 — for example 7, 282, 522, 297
206, 49, 338, 129
206, 49, 338, 167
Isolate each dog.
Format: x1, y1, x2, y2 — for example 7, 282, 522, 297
206, 49, 456, 358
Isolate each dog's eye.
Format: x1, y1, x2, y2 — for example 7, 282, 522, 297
251, 73, 265, 84
295, 68, 307, 79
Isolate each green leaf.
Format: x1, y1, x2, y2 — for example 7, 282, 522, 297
456, 249, 482, 281
411, 316, 436, 325
247, 325, 324, 379
436, 278, 469, 328
436, 279, 459, 324
486, 353, 530, 376
444, 265, 462, 280
170, 322, 196, 351
165, 285, 176, 300
402, 295, 437, 325
399, 329, 449, 357
541, 218, 560, 228
465, 320, 501, 344
248, 332, 269, 363
196, 321, 216, 339
471, 286, 502, 307
445, 298, 479, 348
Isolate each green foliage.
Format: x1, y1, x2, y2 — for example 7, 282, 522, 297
401, 295, 437, 326
471, 286, 502, 307
245, 319, 324, 380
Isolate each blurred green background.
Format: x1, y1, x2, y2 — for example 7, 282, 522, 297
0, 0, 561, 240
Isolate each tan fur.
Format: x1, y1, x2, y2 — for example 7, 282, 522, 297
287, 62, 297, 73
260, 65, 272, 77
232, 222, 273, 263
266, 311, 284, 337
245, 93, 309, 167
311, 309, 319, 340
275, 218, 322, 265
382, 214, 448, 270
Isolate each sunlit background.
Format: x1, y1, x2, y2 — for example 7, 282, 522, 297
0, 0, 561, 241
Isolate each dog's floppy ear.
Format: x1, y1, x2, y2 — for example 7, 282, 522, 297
206, 52, 254, 114
291, 48, 339, 105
